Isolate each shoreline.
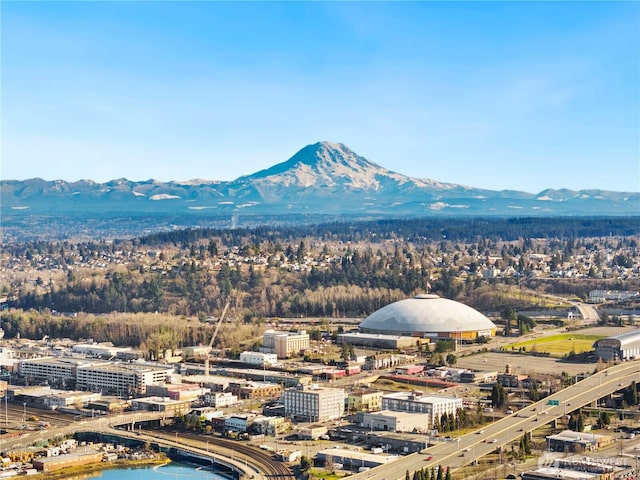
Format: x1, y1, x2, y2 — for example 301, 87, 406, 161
27, 454, 171, 480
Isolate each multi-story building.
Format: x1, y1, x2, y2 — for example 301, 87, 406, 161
204, 391, 238, 408
346, 389, 383, 413
251, 415, 288, 435
18, 358, 100, 387
381, 391, 462, 428
225, 414, 255, 433
230, 381, 282, 401
281, 385, 344, 422
239, 351, 278, 367
76, 362, 173, 395
146, 383, 209, 401
262, 330, 310, 359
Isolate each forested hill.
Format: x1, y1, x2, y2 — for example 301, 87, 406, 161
136, 217, 640, 248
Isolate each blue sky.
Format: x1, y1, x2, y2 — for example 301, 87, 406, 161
2, 1, 638, 193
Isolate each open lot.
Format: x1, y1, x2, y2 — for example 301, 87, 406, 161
455, 351, 594, 376
508, 333, 603, 357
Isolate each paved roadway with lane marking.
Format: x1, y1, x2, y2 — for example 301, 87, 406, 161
348, 360, 640, 480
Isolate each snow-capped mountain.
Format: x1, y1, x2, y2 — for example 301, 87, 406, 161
2, 142, 638, 220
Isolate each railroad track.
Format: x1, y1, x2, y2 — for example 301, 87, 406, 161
151, 430, 296, 480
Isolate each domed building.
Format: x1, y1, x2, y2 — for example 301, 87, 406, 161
358, 294, 496, 341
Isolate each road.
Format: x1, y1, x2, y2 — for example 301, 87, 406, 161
347, 360, 640, 480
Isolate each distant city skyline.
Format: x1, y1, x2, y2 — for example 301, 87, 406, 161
1, 1, 638, 193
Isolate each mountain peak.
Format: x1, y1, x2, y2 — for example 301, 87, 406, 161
239, 141, 386, 185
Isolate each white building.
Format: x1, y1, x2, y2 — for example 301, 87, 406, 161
19, 358, 100, 384
43, 391, 102, 409
240, 351, 278, 367
225, 414, 255, 433
361, 410, 429, 433
77, 362, 174, 395
281, 385, 344, 422
381, 391, 462, 428
204, 391, 238, 408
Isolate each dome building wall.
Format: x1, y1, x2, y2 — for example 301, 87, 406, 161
358, 294, 496, 341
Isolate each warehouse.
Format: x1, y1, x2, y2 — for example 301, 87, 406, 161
593, 330, 640, 361
361, 410, 428, 433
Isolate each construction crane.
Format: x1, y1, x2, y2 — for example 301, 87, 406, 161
205, 301, 230, 377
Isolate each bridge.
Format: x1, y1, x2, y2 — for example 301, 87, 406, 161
1, 411, 294, 480
348, 360, 640, 480
4, 361, 639, 480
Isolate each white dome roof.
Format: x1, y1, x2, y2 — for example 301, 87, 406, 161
359, 294, 495, 335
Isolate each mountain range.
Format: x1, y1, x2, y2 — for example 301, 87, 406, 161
2, 142, 638, 223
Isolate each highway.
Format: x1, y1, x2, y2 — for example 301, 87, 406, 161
0, 410, 295, 480
348, 360, 640, 480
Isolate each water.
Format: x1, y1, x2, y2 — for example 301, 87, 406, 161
86, 462, 228, 479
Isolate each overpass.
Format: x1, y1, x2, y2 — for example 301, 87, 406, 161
1, 411, 294, 480
348, 360, 640, 480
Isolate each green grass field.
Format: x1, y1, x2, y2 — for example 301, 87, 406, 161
508, 333, 604, 356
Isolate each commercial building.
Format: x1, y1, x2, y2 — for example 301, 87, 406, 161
43, 391, 102, 410
146, 383, 209, 401
262, 330, 310, 359
358, 294, 496, 341
130, 396, 192, 416
71, 343, 139, 359
77, 362, 173, 395
593, 330, 640, 361
225, 414, 255, 433
230, 381, 282, 401
204, 391, 238, 408
298, 424, 328, 440
546, 430, 613, 453
361, 410, 428, 433
336, 333, 420, 350
239, 351, 278, 367
381, 391, 462, 428
251, 415, 288, 435
281, 385, 345, 422
214, 366, 312, 388
346, 390, 384, 413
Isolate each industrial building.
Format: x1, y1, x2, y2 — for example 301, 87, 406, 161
365, 432, 428, 454
281, 385, 345, 422
381, 391, 462, 428
336, 332, 421, 350
145, 383, 209, 401
361, 410, 428, 433
593, 330, 640, 361
239, 351, 278, 367
130, 396, 192, 415
358, 294, 496, 341
214, 366, 312, 388
546, 430, 613, 453
32, 451, 104, 472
